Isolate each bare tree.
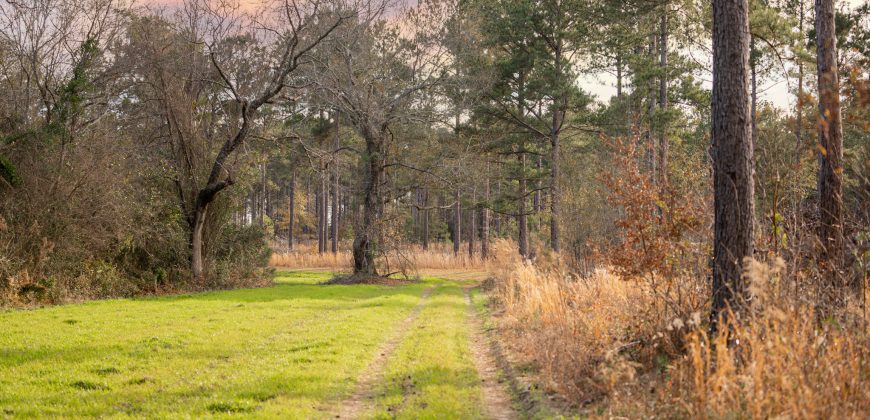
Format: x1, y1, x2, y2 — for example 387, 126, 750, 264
0, 0, 135, 278
313, 0, 450, 276
128, 0, 346, 280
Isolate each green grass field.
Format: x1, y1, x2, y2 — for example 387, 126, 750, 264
0, 271, 491, 418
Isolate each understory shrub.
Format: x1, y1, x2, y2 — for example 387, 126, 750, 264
208, 224, 273, 289
0, 211, 273, 308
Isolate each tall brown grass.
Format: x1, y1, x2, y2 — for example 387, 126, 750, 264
269, 242, 486, 272
487, 242, 870, 418
672, 259, 870, 419
488, 239, 695, 406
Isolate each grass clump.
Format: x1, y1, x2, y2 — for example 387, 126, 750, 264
206, 400, 258, 414
70, 380, 110, 391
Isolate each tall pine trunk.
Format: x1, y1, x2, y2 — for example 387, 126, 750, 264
260, 163, 266, 226
658, 12, 669, 190
815, 0, 845, 300
534, 156, 542, 213
469, 189, 476, 257
331, 116, 340, 254
494, 181, 502, 236
518, 151, 529, 258
647, 33, 658, 182
422, 188, 430, 250
320, 171, 328, 254
796, 1, 804, 155
711, 0, 755, 327
453, 189, 461, 256
481, 177, 490, 259
288, 172, 295, 251
316, 178, 324, 254
517, 74, 529, 258
550, 40, 565, 253
616, 54, 623, 98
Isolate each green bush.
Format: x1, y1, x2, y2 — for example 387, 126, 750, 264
208, 224, 273, 289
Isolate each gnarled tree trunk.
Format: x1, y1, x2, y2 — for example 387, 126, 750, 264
190, 204, 208, 281
352, 126, 385, 276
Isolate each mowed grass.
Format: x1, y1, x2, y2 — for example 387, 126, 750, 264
0, 270, 437, 418
368, 283, 484, 419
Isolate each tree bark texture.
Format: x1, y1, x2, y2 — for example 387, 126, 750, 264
815, 0, 845, 297
481, 178, 490, 259
453, 189, 461, 256
332, 114, 340, 254
352, 127, 386, 276
288, 171, 295, 251
658, 11, 669, 190
711, 0, 755, 326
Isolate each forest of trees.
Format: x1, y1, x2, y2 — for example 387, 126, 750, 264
1, 0, 868, 331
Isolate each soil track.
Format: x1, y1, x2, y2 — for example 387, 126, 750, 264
464, 287, 519, 420
331, 287, 435, 419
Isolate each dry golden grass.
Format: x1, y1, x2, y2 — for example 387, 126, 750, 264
668, 259, 870, 419
487, 239, 675, 405
269, 242, 486, 272
270, 247, 352, 271
487, 242, 870, 418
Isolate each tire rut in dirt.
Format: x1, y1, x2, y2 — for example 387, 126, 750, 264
329, 286, 435, 419
464, 287, 520, 420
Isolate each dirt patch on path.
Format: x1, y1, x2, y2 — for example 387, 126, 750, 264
329, 286, 434, 419
464, 287, 520, 420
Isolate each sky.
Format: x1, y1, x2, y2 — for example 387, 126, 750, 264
579, 0, 868, 111
144, 0, 867, 111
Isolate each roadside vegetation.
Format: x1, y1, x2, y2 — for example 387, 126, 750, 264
487, 243, 870, 418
